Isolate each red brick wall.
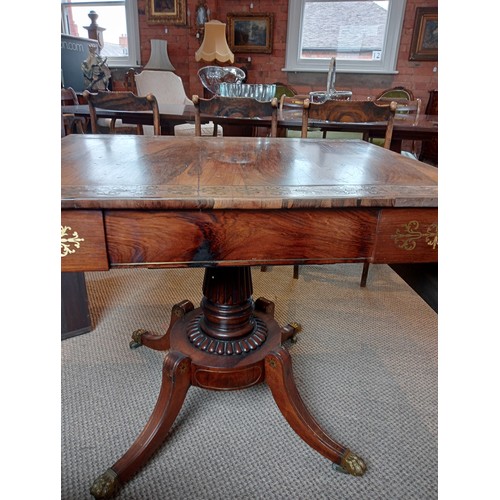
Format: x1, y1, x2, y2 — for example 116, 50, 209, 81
120, 0, 437, 109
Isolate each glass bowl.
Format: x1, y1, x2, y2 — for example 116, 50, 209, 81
198, 66, 246, 94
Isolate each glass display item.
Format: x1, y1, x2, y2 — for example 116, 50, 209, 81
218, 83, 276, 101
198, 66, 245, 94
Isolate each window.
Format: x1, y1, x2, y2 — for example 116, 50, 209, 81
60, 0, 140, 67
284, 0, 407, 73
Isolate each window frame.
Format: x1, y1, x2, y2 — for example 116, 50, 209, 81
60, 0, 141, 67
284, 0, 407, 74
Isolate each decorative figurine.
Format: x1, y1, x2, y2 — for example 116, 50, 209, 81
82, 44, 111, 91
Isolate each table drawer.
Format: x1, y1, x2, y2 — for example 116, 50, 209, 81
61, 210, 109, 272
373, 208, 438, 263
105, 209, 379, 267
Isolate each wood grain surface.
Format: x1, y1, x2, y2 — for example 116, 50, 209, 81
61, 135, 437, 271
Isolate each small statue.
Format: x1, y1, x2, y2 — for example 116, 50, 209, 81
82, 44, 111, 91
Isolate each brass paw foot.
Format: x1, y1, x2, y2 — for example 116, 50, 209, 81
90, 468, 120, 499
129, 328, 148, 349
339, 450, 367, 476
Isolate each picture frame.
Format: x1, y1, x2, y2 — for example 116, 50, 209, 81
227, 13, 273, 54
147, 0, 186, 25
409, 7, 438, 61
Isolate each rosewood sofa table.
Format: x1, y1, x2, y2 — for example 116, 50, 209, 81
61, 135, 438, 498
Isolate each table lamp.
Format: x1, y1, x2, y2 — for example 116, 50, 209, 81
195, 20, 234, 64
144, 39, 176, 71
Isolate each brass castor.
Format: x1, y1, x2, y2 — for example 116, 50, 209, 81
333, 451, 367, 476
129, 328, 148, 349
90, 468, 119, 499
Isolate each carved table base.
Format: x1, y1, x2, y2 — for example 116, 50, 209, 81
90, 266, 366, 499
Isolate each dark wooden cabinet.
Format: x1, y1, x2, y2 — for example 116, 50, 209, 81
61, 272, 92, 340
419, 90, 438, 166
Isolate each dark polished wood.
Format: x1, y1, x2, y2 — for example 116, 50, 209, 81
193, 94, 279, 137
61, 272, 91, 339
83, 90, 161, 135
61, 135, 437, 498
302, 98, 397, 148
390, 263, 438, 312
61, 103, 438, 146
419, 90, 438, 165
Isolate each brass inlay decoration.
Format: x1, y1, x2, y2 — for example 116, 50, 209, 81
392, 221, 438, 251
61, 225, 85, 257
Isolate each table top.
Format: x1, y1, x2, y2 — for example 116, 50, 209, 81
62, 103, 438, 135
61, 135, 437, 211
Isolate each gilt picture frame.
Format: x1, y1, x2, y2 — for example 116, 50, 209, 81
227, 13, 273, 54
409, 7, 438, 61
147, 0, 187, 25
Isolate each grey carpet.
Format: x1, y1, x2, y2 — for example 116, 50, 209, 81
61, 264, 437, 499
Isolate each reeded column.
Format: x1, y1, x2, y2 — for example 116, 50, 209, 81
199, 267, 255, 340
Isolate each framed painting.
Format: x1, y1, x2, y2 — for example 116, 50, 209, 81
227, 13, 273, 54
147, 0, 186, 25
409, 7, 438, 61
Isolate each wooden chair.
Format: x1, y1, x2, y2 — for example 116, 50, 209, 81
371, 88, 421, 157
301, 98, 397, 148
279, 94, 310, 120
373, 87, 420, 118
419, 90, 438, 166
375, 86, 414, 101
83, 90, 161, 136
280, 94, 360, 140
296, 98, 397, 286
278, 93, 318, 138
61, 87, 86, 135
126, 68, 219, 136
273, 82, 297, 99
392, 98, 421, 115
192, 95, 279, 138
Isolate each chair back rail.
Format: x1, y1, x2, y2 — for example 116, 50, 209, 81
192, 95, 279, 137
83, 90, 161, 135
61, 87, 80, 106
62, 87, 86, 134
302, 99, 397, 149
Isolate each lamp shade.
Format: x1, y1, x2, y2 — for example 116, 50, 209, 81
144, 39, 175, 71
195, 21, 234, 64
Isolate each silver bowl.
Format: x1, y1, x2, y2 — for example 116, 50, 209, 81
198, 66, 246, 94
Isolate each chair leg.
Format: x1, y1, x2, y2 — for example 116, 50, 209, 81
360, 262, 370, 287
76, 120, 85, 134
293, 265, 299, 280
